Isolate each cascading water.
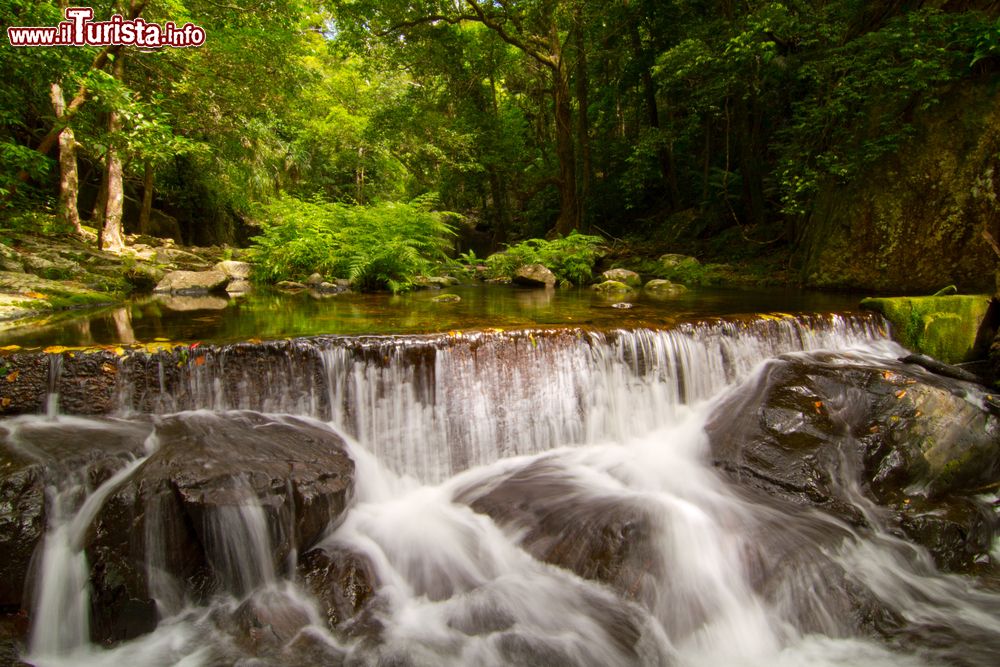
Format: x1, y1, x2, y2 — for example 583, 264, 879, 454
2, 313, 997, 666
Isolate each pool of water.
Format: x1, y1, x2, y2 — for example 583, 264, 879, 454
0, 284, 866, 348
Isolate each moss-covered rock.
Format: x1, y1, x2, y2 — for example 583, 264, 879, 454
860, 294, 994, 363
643, 279, 687, 296
591, 280, 634, 294
600, 268, 641, 287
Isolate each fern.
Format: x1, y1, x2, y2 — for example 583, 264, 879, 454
250, 195, 456, 292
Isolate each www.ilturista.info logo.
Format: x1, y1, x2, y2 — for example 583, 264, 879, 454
7, 7, 206, 48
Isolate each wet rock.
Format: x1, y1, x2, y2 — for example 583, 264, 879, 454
512, 264, 556, 288
0, 613, 30, 667
0, 418, 152, 612
591, 280, 633, 294
277, 281, 308, 291
89, 412, 355, 643
431, 294, 461, 303
456, 460, 659, 602
299, 546, 378, 632
153, 270, 228, 295
707, 354, 1000, 571
306, 272, 325, 287
0, 351, 120, 416
600, 269, 641, 288
214, 260, 252, 281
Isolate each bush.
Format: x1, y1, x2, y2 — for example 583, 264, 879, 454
486, 232, 605, 285
249, 195, 456, 292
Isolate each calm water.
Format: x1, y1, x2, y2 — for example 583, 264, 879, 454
0, 284, 865, 348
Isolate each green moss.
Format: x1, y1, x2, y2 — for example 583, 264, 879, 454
860, 294, 993, 363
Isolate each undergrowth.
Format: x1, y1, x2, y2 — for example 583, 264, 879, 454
249, 194, 457, 292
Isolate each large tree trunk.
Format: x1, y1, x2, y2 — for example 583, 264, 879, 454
139, 161, 154, 235
573, 7, 591, 230
552, 58, 579, 236
101, 55, 126, 254
49, 82, 85, 237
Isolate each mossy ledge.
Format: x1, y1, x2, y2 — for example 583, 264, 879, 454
860, 294, 995, 364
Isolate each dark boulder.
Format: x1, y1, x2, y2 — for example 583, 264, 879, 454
0, 417, 152, 611
707, 353, 1000, 571
88, 411, 355, 644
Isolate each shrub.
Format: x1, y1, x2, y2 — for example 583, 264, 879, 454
486, 232, 605, 285
249, 195, 456, 292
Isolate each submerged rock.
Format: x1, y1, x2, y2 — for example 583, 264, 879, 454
513, 264, 556, 288
431, 294, 461, 303
153, 269, 228, 295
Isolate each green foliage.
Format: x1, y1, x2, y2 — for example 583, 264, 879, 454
486, 233, 605, 285
249, 195, 456, 292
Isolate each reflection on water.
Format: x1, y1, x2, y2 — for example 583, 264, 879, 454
0, 284, 865, 348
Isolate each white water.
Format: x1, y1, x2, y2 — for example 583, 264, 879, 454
13, 314, 1000, 665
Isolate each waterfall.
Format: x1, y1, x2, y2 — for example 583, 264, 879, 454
6, 312, 999, 666
113, 313, 885, 482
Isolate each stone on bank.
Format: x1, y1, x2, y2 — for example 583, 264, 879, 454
860, 294, 995, 364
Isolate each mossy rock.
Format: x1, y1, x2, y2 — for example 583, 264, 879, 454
431, 294, 461, 303
860, 294, 994, 363
600, 269, 641, 288
644, 279, 687, 296
591, 280, 634, 294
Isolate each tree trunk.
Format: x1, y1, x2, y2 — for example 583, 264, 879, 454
5, 1, 149, 199
573, 7, 591, 230
139, 161, 154, 235
49, 82, 84, 237
101, 55, 126, 254
553, 58, 579, 236
488, 168, 511, 250
92, 155, 108, 226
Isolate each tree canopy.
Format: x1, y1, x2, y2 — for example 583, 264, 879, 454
1, 0, 997, 260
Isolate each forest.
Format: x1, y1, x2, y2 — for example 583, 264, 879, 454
2, 0, 999, 292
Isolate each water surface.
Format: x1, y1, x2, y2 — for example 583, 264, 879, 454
0, 284, 864, 348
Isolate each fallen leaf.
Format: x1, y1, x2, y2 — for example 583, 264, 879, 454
5, 370, 18, 383
895, 390, 907, 399
813, 400, 823, 414
0, 345, 21, 352
0, 398, 9, 408
43, 346, 69, 355
194, 356, 206, 366
23, 291, 47, 299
